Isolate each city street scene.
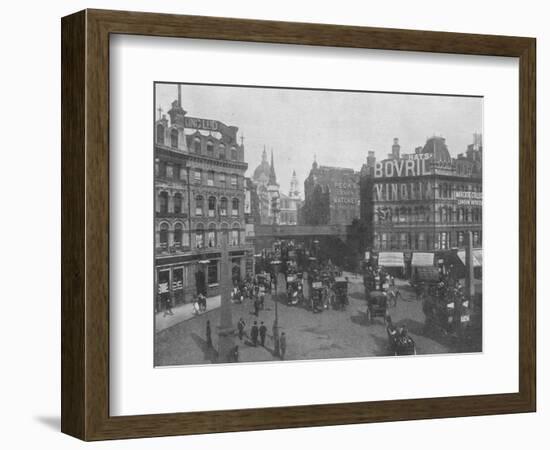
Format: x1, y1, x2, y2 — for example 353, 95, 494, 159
154, 83, 483, 366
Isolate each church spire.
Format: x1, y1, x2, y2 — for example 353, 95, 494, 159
269, 149, 278, 185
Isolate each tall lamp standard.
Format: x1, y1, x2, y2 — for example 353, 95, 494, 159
270, 259, 282, 357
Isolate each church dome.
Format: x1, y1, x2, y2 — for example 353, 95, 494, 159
253, 160, 271, 181
421, 136, 452, 163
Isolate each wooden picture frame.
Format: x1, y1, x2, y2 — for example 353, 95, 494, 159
61, 9, 536, 441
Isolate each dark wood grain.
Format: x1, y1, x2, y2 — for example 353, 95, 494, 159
61, 9, 536, 441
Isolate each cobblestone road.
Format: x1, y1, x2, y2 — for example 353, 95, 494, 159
154, 275, 455, 366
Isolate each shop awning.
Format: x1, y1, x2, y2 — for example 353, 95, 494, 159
457, 249, 482, 267
411, 252, 434, 267
378, 252, 405, 267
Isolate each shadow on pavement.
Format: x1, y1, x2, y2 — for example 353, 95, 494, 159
191, 332, 218, 363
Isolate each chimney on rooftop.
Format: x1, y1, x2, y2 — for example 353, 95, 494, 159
392, 138, 401, 159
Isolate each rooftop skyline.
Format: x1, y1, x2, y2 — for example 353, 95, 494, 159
155, 83, 483, 191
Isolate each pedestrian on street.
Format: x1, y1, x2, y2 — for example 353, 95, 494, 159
251, 321, 259, 346
232, 345, 239, 362
163, 296, 173, 317
279, 332, 287, 360
206, 320, 212, 348
237, 318, 246, 341
259, 321, 267, 346
254, 297, 260, 317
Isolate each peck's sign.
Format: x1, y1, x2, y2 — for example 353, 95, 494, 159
374, 154, 432, 178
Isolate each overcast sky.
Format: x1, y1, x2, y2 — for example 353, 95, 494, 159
155, 83, 482, 194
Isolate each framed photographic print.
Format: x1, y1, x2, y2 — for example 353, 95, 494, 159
61, 9, 536, 441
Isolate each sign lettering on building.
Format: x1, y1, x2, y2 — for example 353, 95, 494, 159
184, 116, 234, 138
374, 154, 432, 178
455, 191, 483, 206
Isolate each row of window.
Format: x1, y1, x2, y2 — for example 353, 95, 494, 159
156, 161, 241, 189
158, 222, 243, 249
158, 192, 241, 217
156, 125, 239, 160
374, 230, 482, 251
374, 206, 482, 224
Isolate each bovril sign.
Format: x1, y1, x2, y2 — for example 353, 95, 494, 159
374, 154, 432, 178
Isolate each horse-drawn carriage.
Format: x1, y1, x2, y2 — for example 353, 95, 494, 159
332, 277, 348, 310
310, 280, 325, 313
365, 290, 388, 323
286, 274, 303, 306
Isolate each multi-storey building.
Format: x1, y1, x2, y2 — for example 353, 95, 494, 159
301, 159, 360, 226
154, 86, 254, 308
359, 135, 482, 256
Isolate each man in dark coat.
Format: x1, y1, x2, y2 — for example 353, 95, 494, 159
250, 321, 259, 346
237, 318, 246, 341
259, 322, 267, 346
279, 332, 287, 360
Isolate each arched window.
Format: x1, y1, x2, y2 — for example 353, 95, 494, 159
159, 223, 169, 248
174, 223, 183, 246
207, 223, 217, 248
220, 197, 228, 216
208, 196, 216, 217
193, 137, 201, 154
195, 195, 204, 216
195, 223, 205, 249
230, 146, 238, 160
206, 140, 214, 156
173, 193, 182, 214
170, 129, 178, 148
159, 191, 169, 214
156, 124, 164, 144
231, 223, 240, 246
219, 144, 226, 160
232, 198, 239, 216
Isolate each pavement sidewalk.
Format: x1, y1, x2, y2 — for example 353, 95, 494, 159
155, 295, 221, 333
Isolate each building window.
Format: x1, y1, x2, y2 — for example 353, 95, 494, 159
418, 232, 426, 250
193, 137, 201, 154
159, 223, 169, 248
232, 198, 239, 216
207, 224, 216, 247
231, 146, 238, 160
194, 169, 202, 184
473, 231, 481, 247
174, 223, 183, 246
159, 191, 169, 214
219, 144, 226, 160
195, 195, 204, 216
457, 231, 464, 247
231, 226, 240, 246
166, 163, 175, 178
206, 140, 214, 156
208, 196, 216, 217
170, 129, 178, 148
172, 267, 185, 291
156, 124, 164, 144
173, 193, 182, 214
220, 197, 228, 216
207, 260, 218, 285
231, 174, 237, 188
195, 223, 205, 249
219, 172, 226, 187
437, 232, 449, 250
179, 166, 187, 181
207, 171, 214, 186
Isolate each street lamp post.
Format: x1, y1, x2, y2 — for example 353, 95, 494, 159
270, 260, 281, 357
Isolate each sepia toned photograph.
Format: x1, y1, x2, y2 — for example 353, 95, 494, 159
153, 82, 483, 367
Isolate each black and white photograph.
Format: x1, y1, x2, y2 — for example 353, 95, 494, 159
153, 82, 483, 366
